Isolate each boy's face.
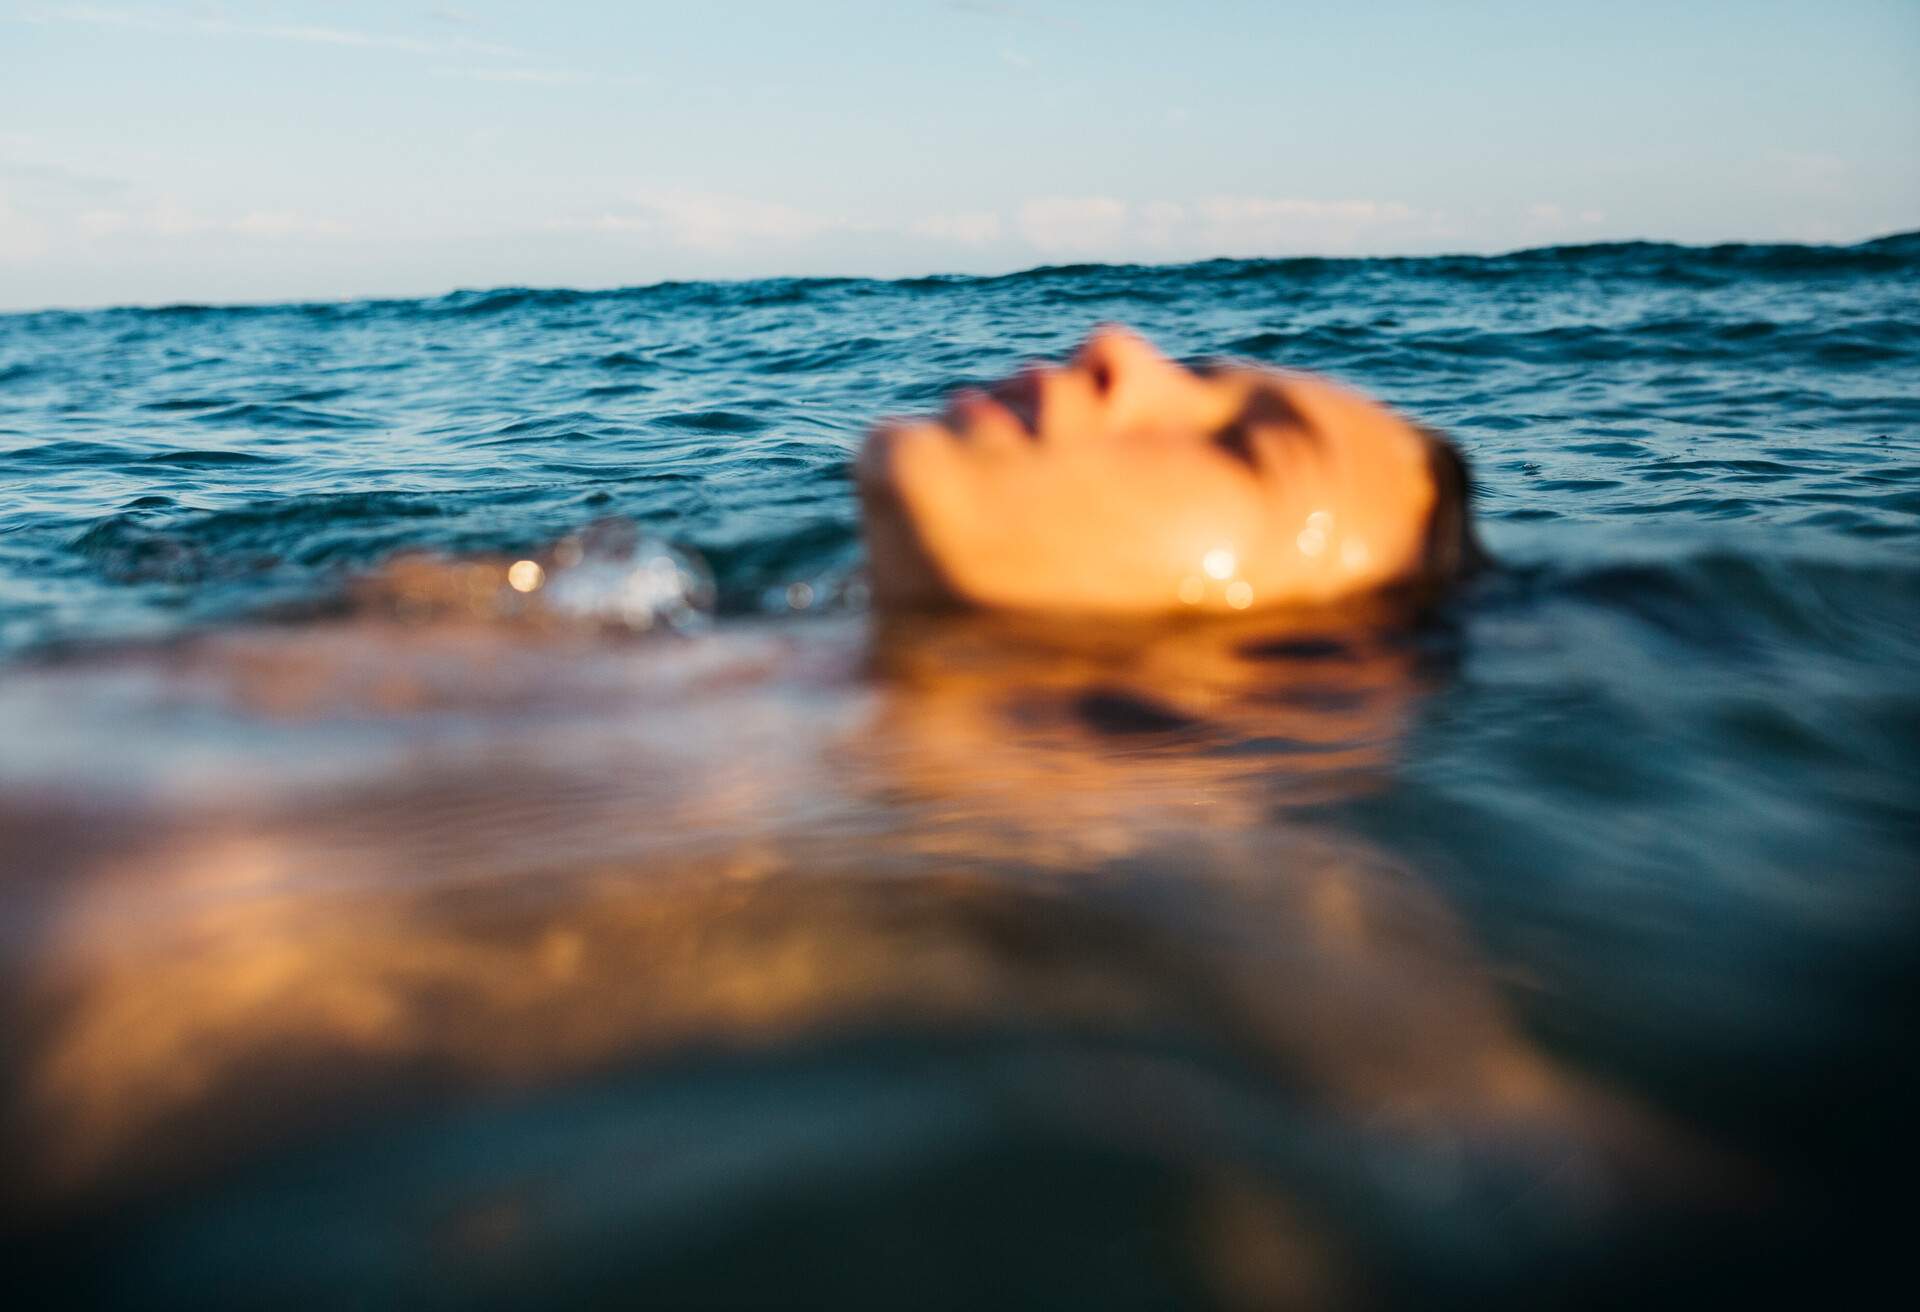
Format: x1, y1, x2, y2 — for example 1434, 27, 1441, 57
858, 328, 1442, 615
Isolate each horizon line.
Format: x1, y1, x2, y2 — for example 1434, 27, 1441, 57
3, 227, 1914, 320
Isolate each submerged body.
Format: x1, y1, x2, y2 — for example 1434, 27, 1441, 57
1, 594, 1734, 1307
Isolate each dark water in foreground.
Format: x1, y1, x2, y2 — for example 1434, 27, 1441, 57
2, 237, 1918, 1306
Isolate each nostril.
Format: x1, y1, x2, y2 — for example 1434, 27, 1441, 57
1089, 361, 1113, 396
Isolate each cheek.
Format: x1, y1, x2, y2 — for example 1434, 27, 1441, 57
870, 427, 1006, 573
1332, 455, 1437, 585
858, 429, 986, 605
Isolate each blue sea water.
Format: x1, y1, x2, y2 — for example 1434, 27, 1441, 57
3, 236, 1917, 649
2, 236, 1918, 1307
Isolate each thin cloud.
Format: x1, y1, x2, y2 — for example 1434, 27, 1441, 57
553, 189, 845, 253
1017, 196, 1129, 254
433, 67, 602, 86
1523, 202, 1607, 230
1189, 195, 1421, 250
911, 211, 1002, 244
228, 210, 351, 239
554, 191, 1442, 262
1016, 194, 1439, 257
0, 159, 128, 199
57, 202, 351, 241
17, 4, 527, 59
76, 208, 129, 237
0, 197, 51, 263
247, 23, 440, 54
945, 1, 1083, 33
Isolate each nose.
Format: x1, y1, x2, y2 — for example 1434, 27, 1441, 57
1070, 326, 1201, 433
1072, 325, 1169, 397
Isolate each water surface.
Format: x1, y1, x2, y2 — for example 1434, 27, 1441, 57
2, 237, 1917, 1307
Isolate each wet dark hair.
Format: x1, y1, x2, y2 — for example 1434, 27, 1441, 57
1414, 426, 1489, 586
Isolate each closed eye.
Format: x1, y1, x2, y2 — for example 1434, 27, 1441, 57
1211, 386, 1319, 469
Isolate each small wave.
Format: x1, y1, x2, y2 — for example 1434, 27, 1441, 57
1563, 440, 1651, 457
1543, 549, 1920, 661
145, 302, 262, 317
184, 401, 384, 431
757, 336, 893, 374
995, 261, 1138, 282
431, 287, 594, 317
71, 492, 452, 583
2, 439, 134, 467
737, 277, 860, 306
1656, 458, 1827, 477
140, 449, 286, 467
1220, 325, 1378, 358
473, 411, 627, 445
1474, 232, 1920, 277
580, 382, 658, 399
655, 409, 766, 434
1535, 477, 1623, 492
140, 397, 235, 412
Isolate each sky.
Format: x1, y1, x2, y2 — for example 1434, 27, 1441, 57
2, 0, 1916, 310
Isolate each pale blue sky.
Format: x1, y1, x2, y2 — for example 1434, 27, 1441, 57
2, 0, 1916, 310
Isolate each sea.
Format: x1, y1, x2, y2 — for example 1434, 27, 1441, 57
2, 235, 1917, 1307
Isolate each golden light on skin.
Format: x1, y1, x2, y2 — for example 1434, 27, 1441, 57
857, 327, 1446, 616
1340, 539, 1371, 574
1296, 511, 1332, 559
1177, 576, 1205, 606
506, 560, 545, 593
1225, 581, 1254, 610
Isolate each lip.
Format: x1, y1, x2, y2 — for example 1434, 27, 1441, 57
943, 388, 1031, 442
987, 366, 1048, 437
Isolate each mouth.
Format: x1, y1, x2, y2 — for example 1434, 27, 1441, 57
942, 378, 1041, 444
986, 367, 1046, 437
